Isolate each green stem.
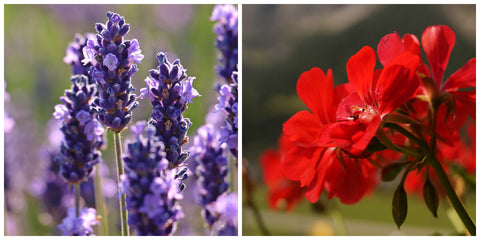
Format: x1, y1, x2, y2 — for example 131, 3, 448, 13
113, 132, 129, 236
75, 184, 80, 218
330, 200, 347, 235
427, 152, 476, 235
94, 166, 109, 235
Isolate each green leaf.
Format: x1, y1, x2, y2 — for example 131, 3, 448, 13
423, 176, 439, 218
392, 185, 408, 229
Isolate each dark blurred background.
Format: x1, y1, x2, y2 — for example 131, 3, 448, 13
243, 4, 475, 235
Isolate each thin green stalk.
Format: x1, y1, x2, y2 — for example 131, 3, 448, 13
94, 166, 109, 235
74, 184, 80, 218
229, 156, 236, 192
427, 152, 476, 235
330, 200, 347, 235
113, 132, 129, 236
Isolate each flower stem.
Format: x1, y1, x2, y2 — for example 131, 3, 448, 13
74, 184, 80, 218
113, 132, 129, 236
94, 166, 109, 235
427, 152, 476, 235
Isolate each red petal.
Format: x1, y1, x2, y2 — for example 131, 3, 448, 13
442, 58, 476, 92
347, 46, 376, 102
324, 157, 379, 204
377, 32, 421, 67
422, 25, 456, 86
304, 148, 336, 203
376, 52, 420, 115
283, 110, 323, 147
282, 145, 324, 186
402, 33, 421, 58
321, 116, 380, 157
297, 67, 334, 123
260, 149, 283, 184
378, 32, 404, 67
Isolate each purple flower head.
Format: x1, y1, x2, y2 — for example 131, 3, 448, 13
142, 52, 198, 169
192, 121, 230, 230
206, 193, 238, 236
4, 81, 14, 133
76, 110, 91, 125
122, 122, 184, 235
58, 207, 99, 236
84, 119, 105, 141
211, 5, 238, 83
54, 104, 69, 122
215, 72, 238, 158
103, 53, 118, 71
64, 33, 96, 77
89, 11, 141, 133
54, 75, 104, 184
128, 39, 144, 64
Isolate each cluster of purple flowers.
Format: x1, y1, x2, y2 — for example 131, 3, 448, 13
211, 4, 238, 83
121, 121, 184, 236
64, 33, 96, 77
206, 192, 238, 235
58, 207, 99, 236
53, 75, 104, 184
83, 11, 144, 133
216, 71, 238, 157
191, 121, 229, 230
140, 52, 199, 169
191, 4, 239, 236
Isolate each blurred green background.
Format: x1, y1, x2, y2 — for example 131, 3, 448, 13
4, 4, 224, 236
242, 4, 475, 236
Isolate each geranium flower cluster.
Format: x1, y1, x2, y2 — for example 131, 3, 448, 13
261, 25, 475, 231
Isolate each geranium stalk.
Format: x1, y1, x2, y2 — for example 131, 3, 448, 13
114, 132, 128, 236
427, 152, 475, 235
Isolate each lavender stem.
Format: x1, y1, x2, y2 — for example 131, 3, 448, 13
94, 166, 109, 235
75, 184, 80, 218
114, 132, 129, 236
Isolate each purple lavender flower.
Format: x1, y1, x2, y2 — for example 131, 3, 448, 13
140, 52, 199, 169
58, 207, 99, 236
54, 75, 104, 184
206, 193, 238, 236
64, 33, 96, 77
84, 11, 143, 133
216, 71, 238, 158
211, 4, 238, 83
4, 81, 14, 133
191, 120, 230, 232
121, 121, 184, 236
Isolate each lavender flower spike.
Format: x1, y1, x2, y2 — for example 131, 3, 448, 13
216, 71, 238, 157
140, 52, 199, 169
54, 75, 104, 184
64, 33, 96, 78
84, 11, 144, 132
191, 115, 229, 232
58, 207, 99, 236
211, 4, 238, 83
206, 193, 238, 236
121, 121, 184, 235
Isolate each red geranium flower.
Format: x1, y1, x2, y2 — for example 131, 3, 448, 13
281, 67, 379, 204
377, 26, 476, 142
260, 135, 304, 211
320, 46, 420, 157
